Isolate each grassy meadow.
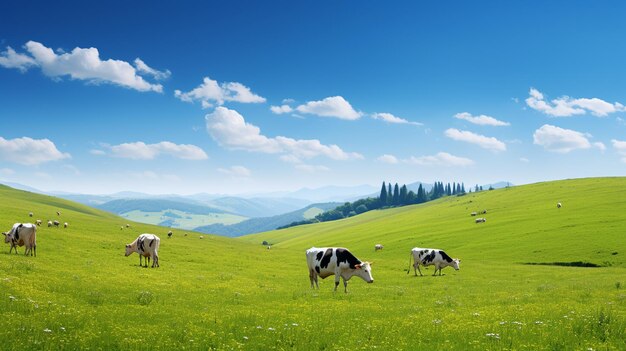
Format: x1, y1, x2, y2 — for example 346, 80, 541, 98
120, 209, 247, 230
1, 178, 625, 350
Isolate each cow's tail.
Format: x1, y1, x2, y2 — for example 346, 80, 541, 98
407, 251, 412, 274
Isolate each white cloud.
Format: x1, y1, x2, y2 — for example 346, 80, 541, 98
611, 139, 626, 163
0, 46, 36, 72
520, 157, 530, 163
377, 154, 399, 164
593, 142, 606, 152
175, 76, 265, 107
295, 164, 330, 173
0, 136, 70, 165
108, 141, 208, 160
445, 128, 506, 152
453, 112, 510, 126
218, 166, 251, 177
270, 105, 294, 114
205, 107, 363, 161
371, 112, 422, 126
526, 88, 625, 117
10, 41, 164, 92
532, 124, 595, 153
0, 168, 15, 175
134, 58, 171, 80
405, 152, 474, 167
90, 149, 106, 155
295, 96, 362, 120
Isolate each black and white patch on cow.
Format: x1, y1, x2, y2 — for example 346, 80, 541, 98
408, 247, 460, 276
306, 247, 374, 293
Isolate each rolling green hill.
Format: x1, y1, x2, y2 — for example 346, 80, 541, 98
1, 178, 625, 350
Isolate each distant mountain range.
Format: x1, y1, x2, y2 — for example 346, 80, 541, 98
195, 202, 340, 237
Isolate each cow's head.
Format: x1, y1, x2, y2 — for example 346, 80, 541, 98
2, 232, 10, 244
125, 244, 133, 256
451, 258, 461, 270
354, 262, 374, 283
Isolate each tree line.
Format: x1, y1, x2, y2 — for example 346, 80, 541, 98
278, 180, 477, 230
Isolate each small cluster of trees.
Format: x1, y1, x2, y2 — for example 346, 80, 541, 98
278, 180, 468, 230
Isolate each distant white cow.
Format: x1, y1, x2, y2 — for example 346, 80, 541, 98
557, 202, 562, 208
167, 230, 173, 238
35, 219, 42, 226
47, 220, 53, 227
56, 211, 61, 216
306, 247, 374, 293
53, 220, 60, 228
374, 244, 384, 251
2, 223, 37, 256
64, 222, 68, 228
120, 226, 124, 230
475, 218, 486, 223
125, 233, 160, 268
29, 212, 33, 217
470, 212, 477, 216
408, 248, 460, 276
126, 224, 131, 228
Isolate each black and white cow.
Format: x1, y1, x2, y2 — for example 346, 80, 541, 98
125, 233, 160, 268
306, 247, 374, 293
2, 223, 37, 256
408, 247, 460, 276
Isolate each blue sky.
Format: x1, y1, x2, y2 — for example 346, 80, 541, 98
1, 1, 626, 195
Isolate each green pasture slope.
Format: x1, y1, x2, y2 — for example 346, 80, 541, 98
0, 178, 625, 350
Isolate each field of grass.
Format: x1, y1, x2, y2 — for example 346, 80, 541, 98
120, 209, 247, 230
1, 178, 625, 350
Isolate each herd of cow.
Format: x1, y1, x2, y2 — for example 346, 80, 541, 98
306, 246, 461, 292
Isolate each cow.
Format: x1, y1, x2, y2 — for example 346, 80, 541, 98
35, 220, 42, 226
470, 212, 477, 216
56, 211, 61, 216
408, 248, 460, 276
374, 244, 384, 251
47, 220, 53, 227
557, 202, 562, 208
306, 247, 374, 293
53, 220, 60, 228
120, 226, 124, 230
167, 230, 173, 238
2, 223, 37, 256
125, 233, 160, 268
126, 224, 131, 228
63, 222, 68, 228
29, 212, 33, 217
475, 218, 486, 223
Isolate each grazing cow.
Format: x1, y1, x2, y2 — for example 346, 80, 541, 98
29, 212, 33, 217
47, 220, 53, 227
375, 244, 384, 251
557, 202, 562, 208
408, 248, 460, 276
56, 211, 61, 216
125, 233, 160, 268
481, 210, 487, 214
53, 220, 60, 228
126, 224, 131, 228
306, 247, 374, 293
167, 230, 173, 238
2, 223, 37, 256
475, 218, 486, 223
199, 236, 204, 239
120, 226, 124, 230
63, 222, 68, 228
35, 220, 42, 226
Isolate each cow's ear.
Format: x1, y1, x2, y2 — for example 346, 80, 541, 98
2, 232, 5, 236
355, 264, 361, 269
369, 261, 374, 266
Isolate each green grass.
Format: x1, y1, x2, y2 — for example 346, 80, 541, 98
1, 178, 626, 350
121, 209, 247, 230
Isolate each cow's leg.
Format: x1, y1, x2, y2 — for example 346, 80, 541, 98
32, 244, 36, 257
417, 264, 423, 276
334, 275, 340, 292
343, 277, 348, 293
309, 269, 316, 289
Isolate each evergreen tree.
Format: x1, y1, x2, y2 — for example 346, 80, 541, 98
475, 184, 480, 192
446, 183, 451, 196
407, 190, 416, 204
392, 183, 400, 205
379, 182, 388, 206
452, 182, 457, 195
456, 183, 461, 194
399, 184, 408, 205
461, 183, 466, 194
417, 184, 426, 203
387, 183, 393, 205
